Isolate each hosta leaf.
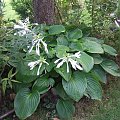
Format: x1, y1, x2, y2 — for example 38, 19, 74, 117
82, 39, 104, 53
69, 41, 84, 51
86, 74, 102, 100
62, 71, 87, 101
83, 37, 104, 44
90, 66, 107, 83
14, 88, 40, 119
103, 44, 117, 56
57, 36, 68, 46
16, 62, 44, 83
33, 77, 55, 94
56, 99, 75, 120
91, 54, 103, 64
48, 25, 65, 35
68, 29, 83, 39
76, 52, 94, 72
55, 84, 71, 100
100, 59, 120, 76
56, 45, 69, 58
55, 63, 72, 81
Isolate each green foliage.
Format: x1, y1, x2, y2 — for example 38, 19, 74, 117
14, 88, 40, 119
11, 0, 33, 21
0, 21, 120, 120
56, 99, 75, 120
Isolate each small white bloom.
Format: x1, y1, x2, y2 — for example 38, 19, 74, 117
54, 51, 83, 73
115, 20, 120, 27
29, 37, 48, 56
28, 58, 49, 75
71, 51, 81, 58
110, 13, 115, 17
40, 39, 48, 54
14, 18, 31, 36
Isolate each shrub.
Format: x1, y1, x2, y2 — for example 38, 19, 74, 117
1, 19, 120, 119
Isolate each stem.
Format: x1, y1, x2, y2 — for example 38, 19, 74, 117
0, 109, 15, 120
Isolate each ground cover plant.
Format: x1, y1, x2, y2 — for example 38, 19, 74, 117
0, 17, 120, 120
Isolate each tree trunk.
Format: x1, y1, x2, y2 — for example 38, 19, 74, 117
33, 0, 55, 24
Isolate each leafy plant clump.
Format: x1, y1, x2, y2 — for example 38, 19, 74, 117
1, 18, 120, 120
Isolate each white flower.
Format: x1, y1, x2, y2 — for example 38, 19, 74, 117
28, 58, 49, 75
115, 19, 120, 28
110, 13, 115, 17
14, 18, 31, 36
29, 37, 48, 56
54, 51, 83, 73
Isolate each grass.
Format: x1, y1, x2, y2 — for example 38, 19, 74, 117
3, 0, 19, 21
89, 77, 120, 120
74, 76, 120, 120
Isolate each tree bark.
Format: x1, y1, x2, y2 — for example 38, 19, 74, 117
33, 0, 55, 24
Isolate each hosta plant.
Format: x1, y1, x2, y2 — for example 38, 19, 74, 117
1, 18, 120, 120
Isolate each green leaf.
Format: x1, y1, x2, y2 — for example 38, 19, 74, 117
33, 77, 54, 94
82, 37, 104, 44
55, 63, 72, 81
2, 80, 7, 95
91, 54, 103, 64
68, 29, 83, 39
69, 41, 84, 51
14, 88, 40, 119
16, 62, 44, 83
90, 66, 107, 83
103, 44, 117, 56
86, 74, 102, 100
100, 59, 120, 77
48, 25, 65, 35
46, 61, 55, 72
82, 39, 104, 53
76, 52, 94, 72
55, 84, 70, 100
55, 45, 69, 58
56, 99, 75, 120
62, 71, 87, 101
57, 36, 68, 46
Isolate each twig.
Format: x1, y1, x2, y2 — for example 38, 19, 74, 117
0, 109, 15, 120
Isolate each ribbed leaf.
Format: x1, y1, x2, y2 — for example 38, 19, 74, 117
55, 63, 72, 81
91, 54, 103, 64
55, 45, 69, 58
56, 99, 75, 120
16, 62, 44, 83
86, 74, 102, 100
68, 29, 83, 39
32, 77, 55, 94
100, 59, 120, 77
82, 39, 104, 53
14, 88, 40, 119
57, 36, 68, 46
76, 52, 94, 72
48, 25, 65, 35
90, 66, 107, 83
55, 84, 71, 100
69, 41, 84, 51
103, 44, 117, 56
62, 71, 87, 101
